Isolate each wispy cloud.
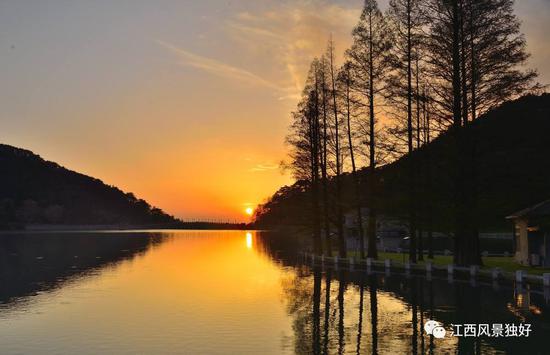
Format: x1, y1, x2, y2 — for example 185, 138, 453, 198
226, 1, 361, 96
157, 40, 293, 95
249, 163, 279, 172
158, 1, 362, 101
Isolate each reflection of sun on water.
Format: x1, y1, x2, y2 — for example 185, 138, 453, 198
246, 232, 253, 249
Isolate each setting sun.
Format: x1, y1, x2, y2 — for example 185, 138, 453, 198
245, 207, 254, 216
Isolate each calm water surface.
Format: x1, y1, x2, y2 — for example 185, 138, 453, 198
0, 230, 548, 354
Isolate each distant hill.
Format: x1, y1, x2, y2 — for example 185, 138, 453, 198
0, 145, 182, 229
254, 94, 550, 231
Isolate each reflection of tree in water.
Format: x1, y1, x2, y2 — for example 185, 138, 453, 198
282, 268, 378, 355
369, 275, 378, 355
280, 266, 316, 354
279, 263, 550, 355
0, 232, 165, 307
323, 269, 332, 355
337, 270, 346, 354
255, 233, 549, 354
281, 270, 441, 354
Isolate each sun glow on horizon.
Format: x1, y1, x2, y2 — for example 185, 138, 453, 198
245, 207, 254, 216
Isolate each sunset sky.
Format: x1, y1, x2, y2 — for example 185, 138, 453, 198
1, 0, 548, 221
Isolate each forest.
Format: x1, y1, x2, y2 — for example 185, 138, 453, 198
0, 144, 181, 229
253, 0, 545, 266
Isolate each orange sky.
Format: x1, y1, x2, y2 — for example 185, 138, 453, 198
1, 0, 548, 221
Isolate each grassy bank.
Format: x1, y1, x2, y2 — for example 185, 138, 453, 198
345, 251, 550, 276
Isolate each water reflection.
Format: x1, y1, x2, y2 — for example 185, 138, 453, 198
258, 232, 550, 354
0, 231, 549, 354
277, 268, 550, 354
0, 231, 298, 354
0, 231, 164, 308
246, 232, 253, 249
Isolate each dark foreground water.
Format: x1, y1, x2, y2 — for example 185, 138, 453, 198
0, 230, 549, 354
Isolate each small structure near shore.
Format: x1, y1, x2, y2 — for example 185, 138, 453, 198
343, 208, 407, 250
507, 200, 550, 267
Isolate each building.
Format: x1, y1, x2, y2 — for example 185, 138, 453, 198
507, 200, 550, 267
343, 208, 408, 251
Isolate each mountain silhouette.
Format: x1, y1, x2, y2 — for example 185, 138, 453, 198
0, 145, 181, 229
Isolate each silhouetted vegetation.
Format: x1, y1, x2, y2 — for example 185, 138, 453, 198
272, 0, 542, 266
0, 144, 179, 229
255, 93, 550, 234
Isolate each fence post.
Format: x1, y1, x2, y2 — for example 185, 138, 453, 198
543, 273, 550, 287
385, 259, 391, 270
470, 265, 479, 278
492, 268, 501, 280
515, 270, 524, 283
426, 261, 433, 274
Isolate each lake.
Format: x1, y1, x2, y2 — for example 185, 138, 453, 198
0, 230, 548, 354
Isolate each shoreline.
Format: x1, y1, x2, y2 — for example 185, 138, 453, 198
0, 224, 251, 233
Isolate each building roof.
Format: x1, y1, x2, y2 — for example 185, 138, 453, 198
506, 199, 550, 219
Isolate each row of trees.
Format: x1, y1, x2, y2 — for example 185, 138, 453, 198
285, 0, 539, 265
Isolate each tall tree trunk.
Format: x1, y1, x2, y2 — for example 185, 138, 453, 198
452, 0, 463, 127
415, 56, 424, 261
452, 0, 465, 265
424, 90, 434, 259
470, 127, 482, 265
406, 0, 417, 264
321, 73, 332, 256
367, 13, 378, 259
345, 69, 365, 259
469, 0, 477, 121
460, 0, 469, 126
311, 85, 322, 255
468, 0, 481, 265
329, 42, 346, 258
310, 132, 322, 255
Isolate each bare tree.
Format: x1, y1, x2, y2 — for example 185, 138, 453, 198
319, 57, 333, 256
385, 0, 427, 263
326, 39, 347, 258
347, 0, 392, 259
339, 61, 366, 258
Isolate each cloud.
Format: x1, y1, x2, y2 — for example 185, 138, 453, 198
226, 1, 362, 97
157, 40, 292, 93
249, 163, 279, 172
158, 1, 363, 102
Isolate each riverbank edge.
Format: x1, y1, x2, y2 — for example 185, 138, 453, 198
301, 252, 550, 288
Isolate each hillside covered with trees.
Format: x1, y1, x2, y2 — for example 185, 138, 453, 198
0, 144, 182, 229
252, 0, 546, 266
254, 94, 550, 232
